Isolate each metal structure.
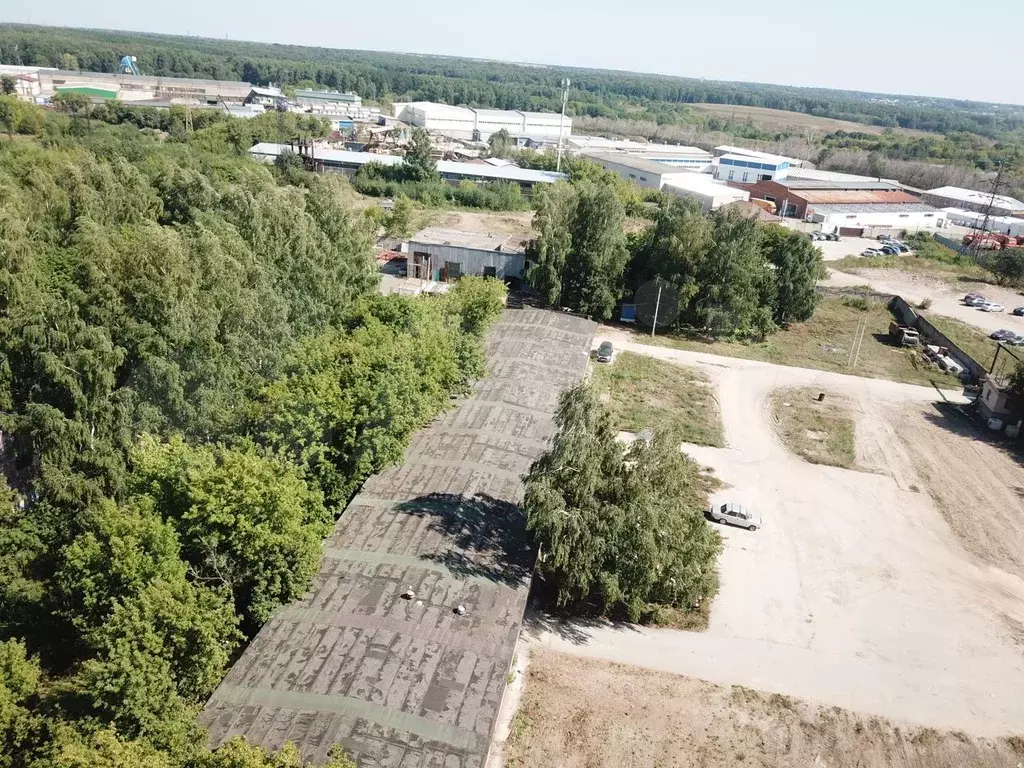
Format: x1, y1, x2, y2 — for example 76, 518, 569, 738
201, 309, 596, 767
556, 78, 570, 174
634, 278, 681, 335
118, 55, 141, 76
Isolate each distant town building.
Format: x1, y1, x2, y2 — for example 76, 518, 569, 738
581, 151, 707, 191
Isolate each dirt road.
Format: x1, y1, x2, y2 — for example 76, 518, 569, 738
528, 330, 1024, 737
824, 265, 1024, 335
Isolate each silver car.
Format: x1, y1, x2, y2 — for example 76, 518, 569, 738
709, 502, 761, 531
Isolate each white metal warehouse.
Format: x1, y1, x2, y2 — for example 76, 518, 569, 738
391, 101, 569, 140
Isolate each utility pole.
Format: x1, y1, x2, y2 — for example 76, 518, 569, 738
556, 78, 570, 174
651, 280, 663, 338
972, 159, 1014, 259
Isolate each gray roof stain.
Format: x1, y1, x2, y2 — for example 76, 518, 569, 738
201, 308, 596, 767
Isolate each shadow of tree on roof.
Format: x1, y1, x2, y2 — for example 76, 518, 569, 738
395, 492, 534, 589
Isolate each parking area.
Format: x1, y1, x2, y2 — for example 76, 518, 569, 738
812, 235, 884, 261
530, 331, 1024, 736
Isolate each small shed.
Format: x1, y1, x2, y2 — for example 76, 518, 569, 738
405, 227, 528, 282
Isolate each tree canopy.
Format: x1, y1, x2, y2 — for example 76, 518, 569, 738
0, 98, 507, 767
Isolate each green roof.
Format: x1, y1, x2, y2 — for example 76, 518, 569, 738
56, 85, 118, 99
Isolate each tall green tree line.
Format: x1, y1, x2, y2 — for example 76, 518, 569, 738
0, 100, 507, 766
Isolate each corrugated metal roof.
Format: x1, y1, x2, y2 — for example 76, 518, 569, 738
810, 203, 938, 213
582, 151, 695, 176
799, 190, 922, 204
248, 143, 567, 184
776, 178, 902, 192
201, 309, 596, 768
926, 186, 1024, 211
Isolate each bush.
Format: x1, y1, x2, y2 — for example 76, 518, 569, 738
842, 296, 871, 311
917, 297, 933, 310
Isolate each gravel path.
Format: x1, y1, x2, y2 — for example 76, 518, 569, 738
527, 331, 1024, 737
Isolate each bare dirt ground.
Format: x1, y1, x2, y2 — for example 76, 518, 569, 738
525, 330, 1024, 737
505, 648, 1024, 768
428, 209, 535, 240
824, 265, 1024, 335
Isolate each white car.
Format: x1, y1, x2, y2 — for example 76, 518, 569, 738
709, 502, 761, 532
965, 295, 988, 307
981, 302, 1005, 312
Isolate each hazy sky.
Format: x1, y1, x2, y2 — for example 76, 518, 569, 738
6, 0, 1024, 104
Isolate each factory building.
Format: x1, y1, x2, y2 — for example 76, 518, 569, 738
714, 145, 804, 167
294, 89, 362, 109
568, 136, 713, 171
942, 208, 1024, 237
662, 174, 750, 211
922, 186, 1024, 217
581, 151, 706, 191
738, 178, 943, 232
391, 102, 569, 140
0, 65, 256, 104
248, 142, 567, 190
405, 228, 529, 282
713, 152, 795, 184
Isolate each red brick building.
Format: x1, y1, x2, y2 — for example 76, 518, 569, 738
736, 178, 921, 219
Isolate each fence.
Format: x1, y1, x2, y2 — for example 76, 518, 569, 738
887, 296, 988, 381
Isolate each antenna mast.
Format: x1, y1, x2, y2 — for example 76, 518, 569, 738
556, 78, 570, 174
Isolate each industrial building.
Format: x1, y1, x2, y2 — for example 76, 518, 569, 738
922, 186, 1024, 217
294, 89, 361, 109
942, 207, 1024, 236
738, 178, 943, 232
0, 64, 254, 104
248, 142, 567, 190
713, 151, 796, 184
201, 309, 596, 768
662, 174, 750, 211
568, 136, 713, 171
405, 228, 529, 282
582, 151, 707, 191
391, 101, 569, 141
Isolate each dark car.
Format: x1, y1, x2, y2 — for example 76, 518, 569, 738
596, 341, 614, 362
1013, 307, 1024, 317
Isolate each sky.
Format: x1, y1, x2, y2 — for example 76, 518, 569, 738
6, 0, 1024, 104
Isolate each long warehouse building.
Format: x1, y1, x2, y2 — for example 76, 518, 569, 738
248, 142, 567, 189
392, 102, 570, 141
201, 309, 597, 768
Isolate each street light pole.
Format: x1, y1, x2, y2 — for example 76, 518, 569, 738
556, 78, 570, 174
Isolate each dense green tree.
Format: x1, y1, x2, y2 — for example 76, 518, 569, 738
987, 248, 1024, 286
487, 128, 513, 159
524, 383, 721, 621
524, 183, 576, 306
0, 639, 41, 767
445, 276, 508, 337
561, 182, 629, 320
384, 194, 415, 237
130, 437, 329, 628
0, 75, 14, 95
761, 225, 823, 325
403, 127, 437, 182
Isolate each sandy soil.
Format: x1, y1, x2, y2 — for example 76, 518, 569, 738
824, 266, 1024, 335
525, 330, 1024, 737
428, 209, 535, 241
505, 648, 1024, 768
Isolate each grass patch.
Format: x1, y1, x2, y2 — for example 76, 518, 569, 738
770, 388, 857, 468
830, 237, 992, 283
647, 297, 956, 387
591, 351, 724, 447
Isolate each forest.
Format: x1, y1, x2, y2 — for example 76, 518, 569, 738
0, 99, 507, 767
2, 24, 1022, 140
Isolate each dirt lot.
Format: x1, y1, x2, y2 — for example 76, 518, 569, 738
645, 297, 956, 388
528, 331, 1024, 737
506, 648, 1024, 768
824, 265, 1024, 336
687, 103, 933, 137
769, 387, 856, 468
427, 209, 535, 241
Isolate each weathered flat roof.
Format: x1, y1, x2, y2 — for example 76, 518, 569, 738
407, 228, 526, 253
582, 150, 696, 176
201, 309, 596, 767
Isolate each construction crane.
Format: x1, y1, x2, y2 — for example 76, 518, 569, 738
118, 55, 141, 76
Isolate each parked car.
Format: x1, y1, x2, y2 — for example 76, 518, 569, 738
709, 502, 761, 532
881, 245, 900, 255
862, 248, 883, 256
981, 302, 1005, 312
1013, 307, 1024, 316
1006, 334, 1024, 347
596, 341, 614, 362
810, 231, 825, 241
826, 232, 840, 241
965, 295, 988, 307
894, 243, 911, 253
990, 329, 1015, 340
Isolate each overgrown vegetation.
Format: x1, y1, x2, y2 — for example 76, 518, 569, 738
0, 101, 506, 766
526, 190, 823, 335
524, 383, 721, 623
591, 352, 724, 447
770, 389, 857, 468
